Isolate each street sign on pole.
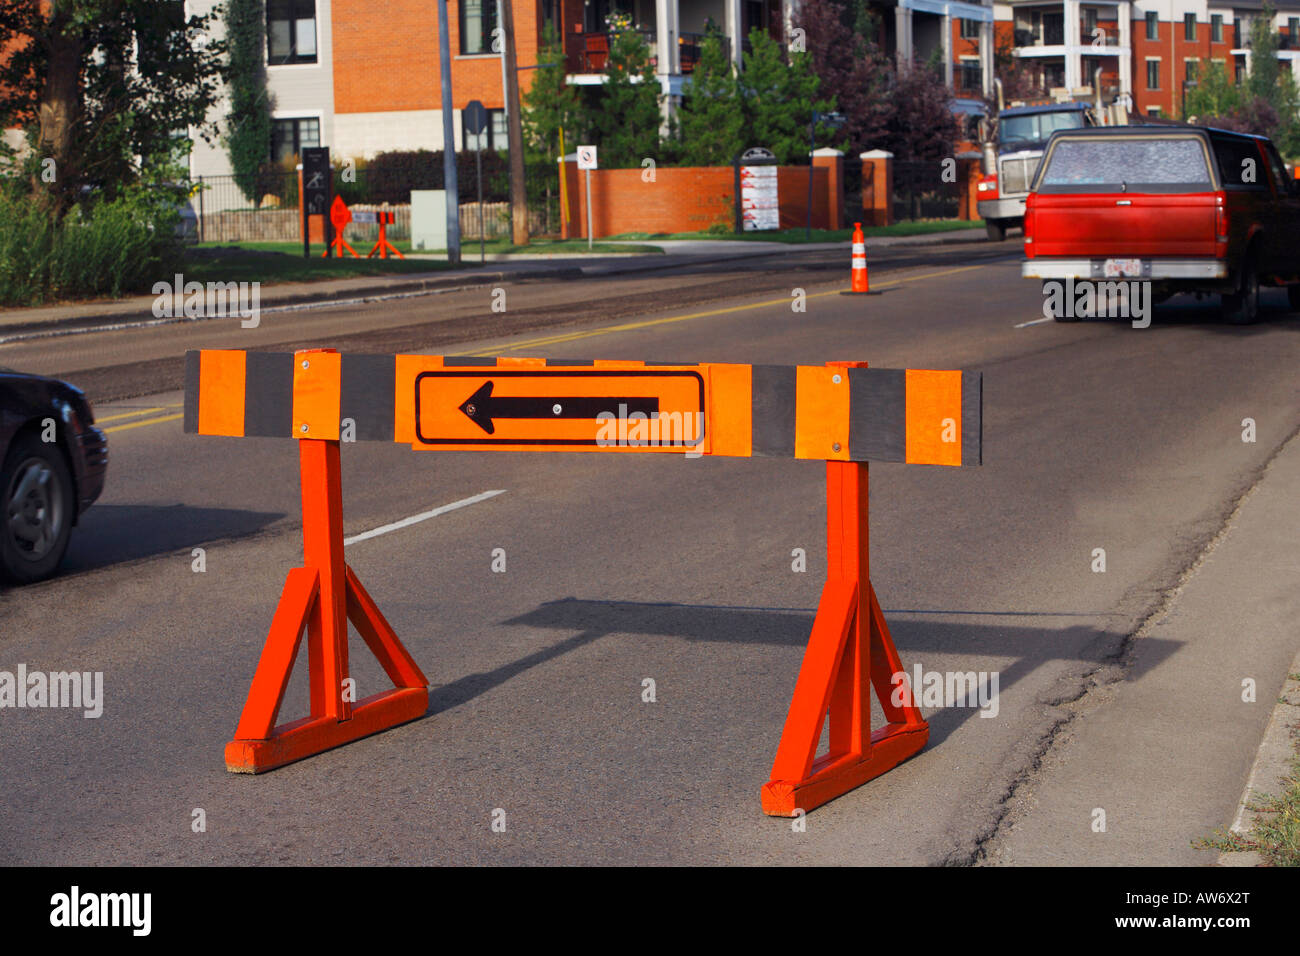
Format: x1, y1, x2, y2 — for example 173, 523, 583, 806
465, 99, 488, 263
578, 146, 597, 250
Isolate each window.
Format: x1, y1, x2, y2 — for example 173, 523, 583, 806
1184, 13, 1196, 41
460, 0, 500, 55
1146, 11, 1158, 40
1211, 134, 1268, 190
1038, 137, 1212, 192
267, 0, 317, 65
1290, 17, 1300, 41
1186, 59, 1198, 83
271, 117, 320, 163
1211, 14, 1223, 42
1261, 141, 1292, 194
959, 58, 981, 90
1147, 59, 1160, 89
463, 107, 509, 151
961, 18, 980, 39
1084, 8, 1098, 35
1148, 106, 1162, 116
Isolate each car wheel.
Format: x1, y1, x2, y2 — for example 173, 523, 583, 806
1287, 283, 1300, 312
1222, 255, 1260, 325
0, 433, 75, 584
985, 220, 1006, 242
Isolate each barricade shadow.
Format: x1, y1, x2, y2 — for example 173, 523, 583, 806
427, 597, 1182, 750
60, 504, 286, 573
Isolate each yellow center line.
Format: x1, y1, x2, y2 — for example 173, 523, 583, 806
102, 413, 183, 434
450, 263, 988, 356
94, 406, 166, 424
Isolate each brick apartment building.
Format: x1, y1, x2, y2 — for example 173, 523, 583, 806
993, 0, 1300, 117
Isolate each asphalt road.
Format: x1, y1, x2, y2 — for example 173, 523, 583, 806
3, 238, 1298, 865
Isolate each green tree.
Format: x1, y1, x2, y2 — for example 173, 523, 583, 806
587, 13, 661, 167
1184, 60, 1244, 120
674, 23, 744, 166
0, 0, 225, 218
738, 28, 834, 165
224, 0, 273, 205
522, 20, 581, 165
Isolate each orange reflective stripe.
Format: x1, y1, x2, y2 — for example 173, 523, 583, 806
707, 362, 753, 458
794, 366, 850, 460
905, 369, 962, 466
198, 350, 246, 437
293, 350, 342, 441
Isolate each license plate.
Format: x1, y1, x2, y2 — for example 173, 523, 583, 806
1103, 258, 1143, 278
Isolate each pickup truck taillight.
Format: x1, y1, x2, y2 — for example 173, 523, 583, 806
977, 173, 998, 198
1215, 192, 1229, 250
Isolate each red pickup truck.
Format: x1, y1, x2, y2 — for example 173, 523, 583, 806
1021, 126, 1300, 323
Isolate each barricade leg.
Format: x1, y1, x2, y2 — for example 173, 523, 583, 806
760, 457, 929, 815
224, 438, 429, 773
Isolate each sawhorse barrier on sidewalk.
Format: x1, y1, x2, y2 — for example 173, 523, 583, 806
184, 349, 982, 815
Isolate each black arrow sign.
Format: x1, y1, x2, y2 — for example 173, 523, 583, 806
458, 381, 660, 435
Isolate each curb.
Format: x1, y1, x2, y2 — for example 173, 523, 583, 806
0, 228, 989, 342
1217, 652, 1300, 866
0, 265, 585, 341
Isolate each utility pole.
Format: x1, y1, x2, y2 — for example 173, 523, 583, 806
437, 0, 461, 263
500, 0, 529, 245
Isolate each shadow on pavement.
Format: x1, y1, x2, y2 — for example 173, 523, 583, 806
427, 597, 1182, 750
60, 503, 286, 573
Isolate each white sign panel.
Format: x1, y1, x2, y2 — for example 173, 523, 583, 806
351, 210, 378, 224
741, 165, 779, 231
577, 145, 598, 170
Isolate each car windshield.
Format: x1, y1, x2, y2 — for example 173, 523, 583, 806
999, 110, 1086, 146
1036, 136, 1214, 193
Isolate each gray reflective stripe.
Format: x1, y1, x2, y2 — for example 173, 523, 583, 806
962, 371, 983, 466
443, 356, 497, 366
751, 365, 796, 457
341, 354, 396, 442
244, 352, 294, 438
183, 351, 201, 435
847, 368, 905, 463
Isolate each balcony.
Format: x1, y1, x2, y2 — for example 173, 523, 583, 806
565, 29, 724, 74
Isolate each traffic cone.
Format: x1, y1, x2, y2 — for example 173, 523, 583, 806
841, 223, 878, 295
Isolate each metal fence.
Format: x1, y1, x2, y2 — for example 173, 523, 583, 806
891, 160, 961, 222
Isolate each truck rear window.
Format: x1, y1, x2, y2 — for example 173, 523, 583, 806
1036, 136, 1214, 193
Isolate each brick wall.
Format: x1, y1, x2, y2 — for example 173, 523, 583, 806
559, 164, 832, 238
332, 0, 542, 115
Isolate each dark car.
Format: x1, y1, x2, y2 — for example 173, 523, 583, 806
0, 369, 107, 583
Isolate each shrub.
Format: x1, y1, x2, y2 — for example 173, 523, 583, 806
0, 180, 182, 305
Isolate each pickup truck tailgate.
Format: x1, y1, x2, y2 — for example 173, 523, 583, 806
1029, 192, 1219, 258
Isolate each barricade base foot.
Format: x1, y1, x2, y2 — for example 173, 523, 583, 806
225, 686, 428, 773
760, 722, 929, 816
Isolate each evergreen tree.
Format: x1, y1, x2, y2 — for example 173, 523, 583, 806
587, 13, 661, 167
225, 0, 273, 205
739, 28, 833, 165
675, 23, 744, 165
522, 20, 581, 165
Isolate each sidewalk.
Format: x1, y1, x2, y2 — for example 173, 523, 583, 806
986, 426, 1300, 865
0, 227, 986, 339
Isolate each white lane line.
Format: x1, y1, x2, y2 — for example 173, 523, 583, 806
343, 490, 506, 546
1014, 316, 1054, 328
